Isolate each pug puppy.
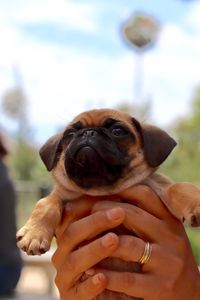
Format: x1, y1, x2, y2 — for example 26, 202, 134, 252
16, 109, 200, 300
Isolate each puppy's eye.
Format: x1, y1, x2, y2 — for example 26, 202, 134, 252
64, 129, 76, 139
68, 131, 76, 138
111, 126, 127, 137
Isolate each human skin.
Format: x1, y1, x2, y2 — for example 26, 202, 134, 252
52, 186, 200, 300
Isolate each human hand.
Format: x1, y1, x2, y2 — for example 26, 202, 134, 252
89, 186, 200, 300
52, 197, 126, 300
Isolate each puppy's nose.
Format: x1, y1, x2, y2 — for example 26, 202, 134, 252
83, 129, 97, 138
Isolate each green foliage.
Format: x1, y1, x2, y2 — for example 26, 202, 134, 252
186, 227, 200, 265
8, 141, 38, 181
1, 84, 51, 183
8, 139, 51, 184
161, 87, 200, 186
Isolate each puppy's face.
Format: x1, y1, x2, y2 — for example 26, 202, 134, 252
40, 109, 176, 195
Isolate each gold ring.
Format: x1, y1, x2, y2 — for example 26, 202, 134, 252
138, 242, 152, 265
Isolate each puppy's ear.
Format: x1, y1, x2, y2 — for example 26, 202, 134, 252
39, 132, 63, 171
132, 118, 177, 167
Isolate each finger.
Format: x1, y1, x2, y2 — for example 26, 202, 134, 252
92, 201, 164, 241
111, 235, 158, 269
53, 233, 119, 288
93, 269, 151, 299
53, 207, 125, 268
61, 273, 107, 300
56, 197, 96, 240
122, 186, 187, 238
63, 207, 124, 247
119, 185, 172, 219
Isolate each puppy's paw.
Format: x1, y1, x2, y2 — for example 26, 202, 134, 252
185, 207, 200, 227
16, 225, 51, 255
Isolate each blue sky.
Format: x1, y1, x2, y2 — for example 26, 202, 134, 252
0, 0, 200, 143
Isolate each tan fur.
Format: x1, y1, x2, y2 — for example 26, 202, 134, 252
16, 109, 200, 300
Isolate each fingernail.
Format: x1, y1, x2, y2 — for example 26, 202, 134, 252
107, 207, 124, 221
101, 233, 117, 248
92, 273, 104, 286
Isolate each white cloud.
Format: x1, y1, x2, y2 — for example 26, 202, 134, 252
0, 23, 134, 128
1, 0, 200, 143
0, 0, 100, 33
185, 1, 200, 33
143, 20, 200, 125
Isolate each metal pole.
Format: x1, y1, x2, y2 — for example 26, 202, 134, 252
134, 52, 143, 105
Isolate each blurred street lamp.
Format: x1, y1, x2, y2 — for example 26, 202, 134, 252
122, 13, 161, 105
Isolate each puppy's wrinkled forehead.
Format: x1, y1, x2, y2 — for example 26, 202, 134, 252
70, 109, 133, 129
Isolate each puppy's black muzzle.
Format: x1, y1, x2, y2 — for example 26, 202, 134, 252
81, 129, 97, 138
64, 127, 130, 188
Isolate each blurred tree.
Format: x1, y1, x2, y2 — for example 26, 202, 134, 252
8, 141, 51, 184
2, 86, 31, 140
117, 97, 152, 122
9, 142, 37, 181
161, 86, 200, 186
186, 227, 200, 265
1, 79, 47, 182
